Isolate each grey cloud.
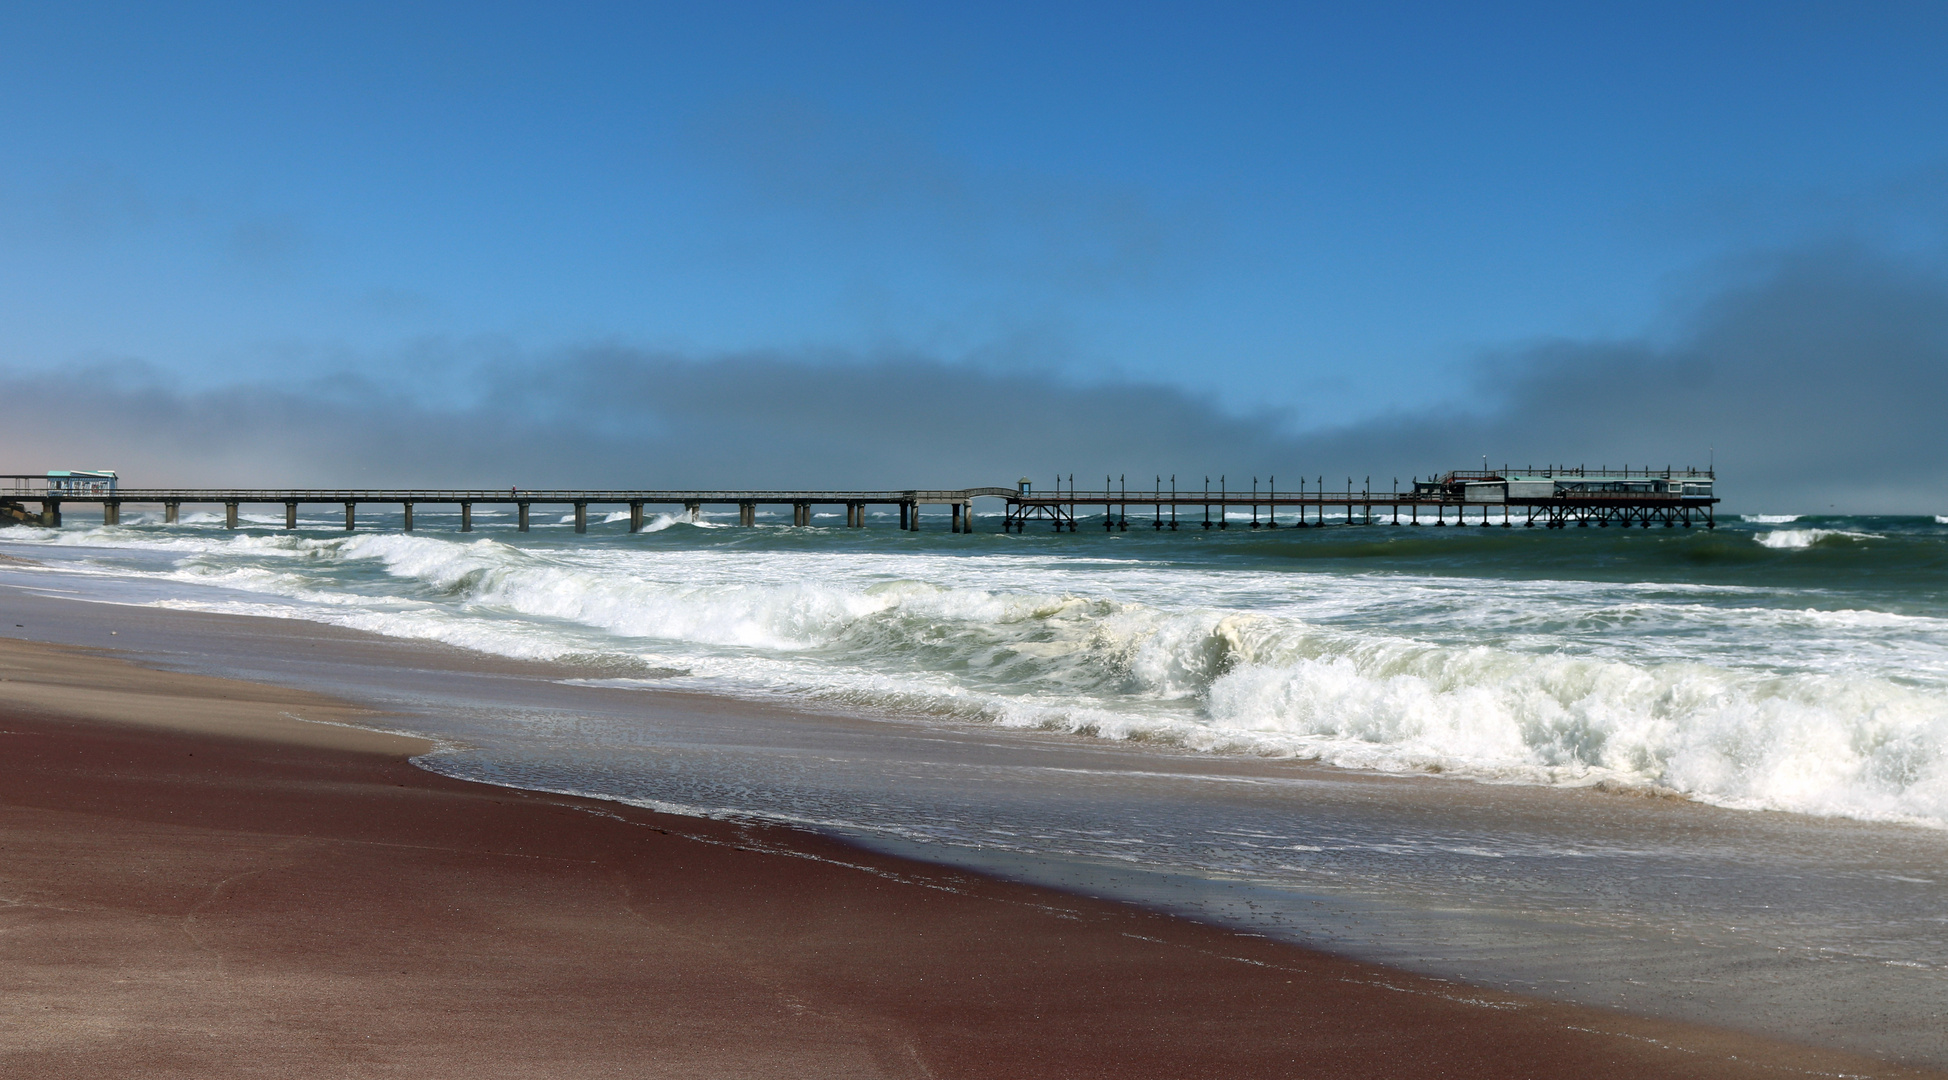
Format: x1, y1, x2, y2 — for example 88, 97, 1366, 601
1, 242, 1942, 512
1291, 242, 1948, 512
0, 352, 1300, 491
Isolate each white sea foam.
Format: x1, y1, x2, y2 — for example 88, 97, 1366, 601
8, 523, 1948, 827
1756, 529, 1878, 550
1743, 514, 1802, 523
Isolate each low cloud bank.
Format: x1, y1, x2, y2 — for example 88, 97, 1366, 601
0, 354, 1299, 491
2, 243, 1943, 512
1302, 242, 1948, 513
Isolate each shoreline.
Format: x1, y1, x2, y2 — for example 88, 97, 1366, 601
1, 634, 1940, 1078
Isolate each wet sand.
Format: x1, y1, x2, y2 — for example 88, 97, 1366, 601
0, 636, 1937, 1079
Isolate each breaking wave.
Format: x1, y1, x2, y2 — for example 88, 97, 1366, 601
1755, 528, 1880, 550
8, 524, 1927, 829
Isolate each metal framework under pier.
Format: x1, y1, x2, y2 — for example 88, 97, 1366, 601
1001, 471, 1717, 532
1002, 493, 1717, 531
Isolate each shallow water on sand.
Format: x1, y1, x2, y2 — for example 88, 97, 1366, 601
5, 512, 1948, 1062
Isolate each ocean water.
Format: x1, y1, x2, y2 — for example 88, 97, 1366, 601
7, 506, 1948, 828
8, 505, 1948, 1058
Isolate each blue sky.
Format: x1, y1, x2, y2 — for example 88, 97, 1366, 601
3, 3, 1947, 502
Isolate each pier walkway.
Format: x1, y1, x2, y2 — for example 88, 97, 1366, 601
0, 468, 1717, 532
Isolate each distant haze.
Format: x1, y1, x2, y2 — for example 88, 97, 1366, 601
1, 242, 1941, 514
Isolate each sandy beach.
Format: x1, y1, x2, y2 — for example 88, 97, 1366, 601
0, 632, 1936, 1079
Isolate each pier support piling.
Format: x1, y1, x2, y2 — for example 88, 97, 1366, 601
224, 502, 238, 530
518, 502, 530, 532
899, 502, 909, 530
739, 502, 756, 527
164, 501, 180, 525
344, 503, 356, 531
102, 502, 119, 526
461, 503, 472, 532
402, 503, 414, 532
629, 502, 644, 533
285, 502, 297, 530
574, 502, 588, 534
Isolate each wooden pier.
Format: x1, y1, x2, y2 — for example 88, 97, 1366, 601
0, 468, 1717, 533
0, 484, 1003, 533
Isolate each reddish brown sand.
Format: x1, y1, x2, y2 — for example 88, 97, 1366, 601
0, 640, 1937, 1079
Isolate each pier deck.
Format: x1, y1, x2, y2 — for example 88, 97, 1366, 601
0, 469, 1717, 532
0, 484, 1011, 533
